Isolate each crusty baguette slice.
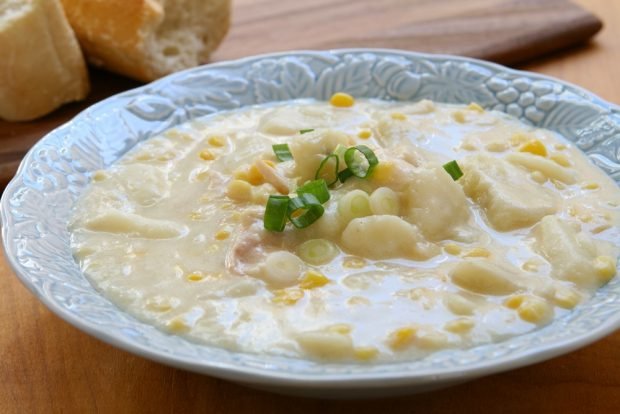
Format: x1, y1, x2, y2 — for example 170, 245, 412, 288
0, 0, 90, 121
60, 0, 231, 82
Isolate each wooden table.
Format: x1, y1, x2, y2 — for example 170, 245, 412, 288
2, 0, 620, 412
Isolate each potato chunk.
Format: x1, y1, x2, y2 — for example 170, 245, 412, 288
450, 259, 521, 295
83, 210, 185, 239
288, 129, 351, 182
404, 166, 470, 240
534, 215, 616, 288
506, 152, 576, 184
341, 215, 438, 260
460, 154, 557, 231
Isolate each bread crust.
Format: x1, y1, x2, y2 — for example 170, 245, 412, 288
61, 0, 231, 82
0, 0, 90, 121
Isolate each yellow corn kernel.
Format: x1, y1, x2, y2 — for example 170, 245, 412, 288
550, 153, 571, 167
354, 346, 379, 361
227, 179, 253, 202
347, 296, 370, 306
530, 171, 547, 184
460, 141, 477, 151
578, 213, 592, 223
186, 272, 205, 282
369, 161, 394, 185
519, 139, 548, 157
343, 257, 367, 269
390, 112, 407, 121
189, 211, 203, 221
553, 287, 581, 309
327, 324, 352, 335
272, 288, 304, 305
444, 318, 475, 334
208, 136, 226, 147
199, 149, 215, 160
510, 133, 530, 147
416, 331, 448, 349
247, 164, 264, 185
214, 230, 230, 240
521, 259, 540, 272
463, 247, 491, 258
92, 170, 108, 182
358, 129, 372, 139
467, 102, 485, 113
517, 297, 553, 324
300, 270, 330, 289
387, 326, 416, 350
504, 294, 526, 309
330, 92, 355, 107
593, 256, 617, 282
145, 296, 174, 312
592, 224, 611, 234
581, 182, 600, 190
554, 143, 567, 150
233, 169, 250, 181
452, 111, 466, 123
166, 317, 190, 333
444, 243, 462, 255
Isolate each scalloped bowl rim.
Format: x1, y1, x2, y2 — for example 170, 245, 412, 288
2, 48, 620, 389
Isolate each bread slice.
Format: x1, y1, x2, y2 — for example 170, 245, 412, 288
0, 0, 90, 121
60, 0, 231, 82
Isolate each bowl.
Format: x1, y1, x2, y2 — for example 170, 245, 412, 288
2, 49, 620, 399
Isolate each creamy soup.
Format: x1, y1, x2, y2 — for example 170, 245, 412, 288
69, 94, 620, 362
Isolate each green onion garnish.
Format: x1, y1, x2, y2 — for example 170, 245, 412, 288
443, 160, 463, 181
264, 195, 290, 232
338, 168, 354, 183
315, 154, 340, 186
272, 144, 294, 162
299, 129, 315, 134
297, 179, 330, 204
287, 193, 325, 228
343, 145, 378, 179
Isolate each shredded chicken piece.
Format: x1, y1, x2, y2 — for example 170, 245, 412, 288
255, 160, 290, 194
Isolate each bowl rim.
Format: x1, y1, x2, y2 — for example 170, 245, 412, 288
2, 48, 620, 388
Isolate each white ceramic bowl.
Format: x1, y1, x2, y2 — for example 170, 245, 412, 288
3, 50, 620, 399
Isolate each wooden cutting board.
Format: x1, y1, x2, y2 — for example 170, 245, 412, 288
0, 0, 601, 189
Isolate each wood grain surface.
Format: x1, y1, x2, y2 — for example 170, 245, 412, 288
2, 0, 620, 413
0, 0, 601, 189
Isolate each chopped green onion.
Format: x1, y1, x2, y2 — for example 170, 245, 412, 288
443, 160, 463, 181
296, 179, 330, 204
315, 154, 340, 186
264, 195, 290, 232
343, 145, 378, 179
272, 144, 294, 162
299, 129, 315, 134
337, 168, 354, 183
287, 194, 325, 229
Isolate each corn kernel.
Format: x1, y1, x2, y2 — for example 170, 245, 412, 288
227, 180, 253, 202
510, 133, 530, 147
166, 317, 190, 333
463, 247, 491, 258
327, 324, 352, 335
460, 141, 477, 151
554, 143, 567, 150
343, 257, 367, 269
592, 224, 611, 234
530, 171, 547, 184
272, 288, 304, 305
517, 297, 553, 324
581, 182, 600, 190
416, 331, 448, 349
358, 129, 372, 139
199, 149, 215, 160
186, 272, 205, 282
347, 296, 370, 306
553, 287, 581, 309
593, 256, 617, 282
467, 102, 485, 113
189, 211, 203, 221
330, 92, 355, 107
145, 296, 175, 312
208, 136, 226, 147
300, 270, 330, 289
391, 112, 407, 121
444, 243, 462, 255
452, 111, 466, 123
214, 230, 230, 240
92, 170, 108, 182
354, 346, 379, 361
519, 139, 548, 157
550, 153, 571, 167
504, 294, 526, 309
444, 318, 474, 334
369, 161, 394, 185
233, 169, 250, 181
387, 326, 416, 350
247, 164, 265, 185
